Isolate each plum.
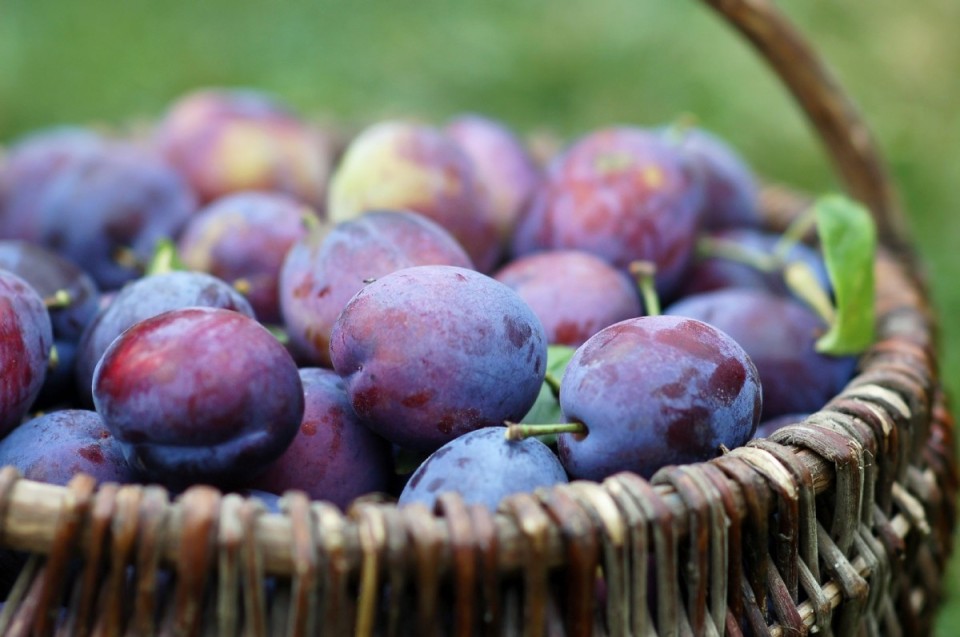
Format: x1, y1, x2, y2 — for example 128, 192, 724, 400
75, 271, 254, 405
30, 140, 197, 290
398, 426, 567, 511
556, 315, 761, 480
662, 125, 761, 230
330, 265, 546, 451
327, 120, 501, 271
444, 114, 542, 245
0, 127, 106, 243
494, 249, 642, 347
0, 410, 135, 485
279, 209, 473, 366
0, 270, 54, 437
92, 307, 304, 487
247, 368, 393, 509
665, 288, 857, 419
155, 88, 333, 209
178, 191, 316, 323
512, 126, 704, 299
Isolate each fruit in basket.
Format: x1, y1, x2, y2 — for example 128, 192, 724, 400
0, 270, 54, 437
279, 209, 473, 366
0, 410, 135, 485
75, 270, 254, 405
327, 120, 501, 272
330, 265, 547, 452
661, 124, 761, 230
494, 249, 642, 347
512, 127, 704, 299
177, 191, 317, 324
550, 315, 761, 481
247, 368, 393, 509
92, 307, 303, 487
27, 140, 196, 290
444, 113, 542, 244
155, 88, 333, 209
666, 288, 856, 419
0, 127, 106, 243
398, 426, 568, 511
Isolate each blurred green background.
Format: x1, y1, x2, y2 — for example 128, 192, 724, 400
1, 0, 957, 632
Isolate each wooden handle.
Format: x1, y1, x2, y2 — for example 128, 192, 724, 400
700, 0, 909, 251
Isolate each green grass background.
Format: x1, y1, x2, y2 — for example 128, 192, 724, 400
2, 0, 958, 631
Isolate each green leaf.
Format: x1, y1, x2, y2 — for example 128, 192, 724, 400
145, 238, 188, 276
812, 195, 876, 355
521, 345, 577, 445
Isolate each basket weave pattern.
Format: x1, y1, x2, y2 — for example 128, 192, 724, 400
0, 0, 957, 635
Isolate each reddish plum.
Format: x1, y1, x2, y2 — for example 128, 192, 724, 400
494, 250, 642, 347
279, 210, 473, 366
327, 121, 501, 271
557, 315, 761, 480
247, 368, 393, 509
444, 114, 542, 244
178, 191, 316, 323
512, 127, 704, 298
330, 265, 546, 451
92, 307, 303, 487
0, 270, 53, 437
155, 88, 333, 209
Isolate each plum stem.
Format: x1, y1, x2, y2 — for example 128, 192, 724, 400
265, 325, 290, 346
233, 278, 252, 296
774, 207, 818, 260
543, 373, 562, 398
301, 211, 322, 233
504, 421, 587, 441
629, 260, 661, 317
48, 345, 59, 370
784, 261, 837, 326
43, 289, 73, 309
696, 235, 778, 272
114, 246, 145, 272
145, 238, 186, 276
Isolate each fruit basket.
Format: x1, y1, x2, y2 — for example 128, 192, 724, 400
0, 0, 956, 635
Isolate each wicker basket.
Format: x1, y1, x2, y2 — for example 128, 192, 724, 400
0, 0, 956, 635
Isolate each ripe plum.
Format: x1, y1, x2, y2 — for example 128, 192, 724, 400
665, 288, 856, 419
279, 210, 472, 366
330, 265, 546, 451
92, 307, 304, 487
556, 315, 761, 480
327, 121, 501, 271
0, 270, 53, 437
398, 426, 567, 511
494, 250, 642, 347
444, 114, 542, 244
247, 368, 393, 508
178, 191, 316, 323
155, 88, 333, 209
75, 271, 254, 405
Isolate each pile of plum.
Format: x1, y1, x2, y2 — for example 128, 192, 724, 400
0, 88, 863, 516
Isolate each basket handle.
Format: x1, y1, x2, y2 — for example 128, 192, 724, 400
700, 0, 908, 250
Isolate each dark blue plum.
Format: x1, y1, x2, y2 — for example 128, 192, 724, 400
666, 289, 857, 419
512, 127, 704, 299
0, 270, 54, 437
0, 127, 106, 243
0, 410, 135, 485
662, 125, 761, 230
330, 265, 547, 452
247, 368, 393, 509
92, 307, 304, 488
279, 209, 473, 366
33, 140, 197, 290
557, 315, 761, 480
75, 271, 254, 405
398, 426, 568, 511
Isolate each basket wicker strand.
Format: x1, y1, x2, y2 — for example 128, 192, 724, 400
0, 0, 956, 635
